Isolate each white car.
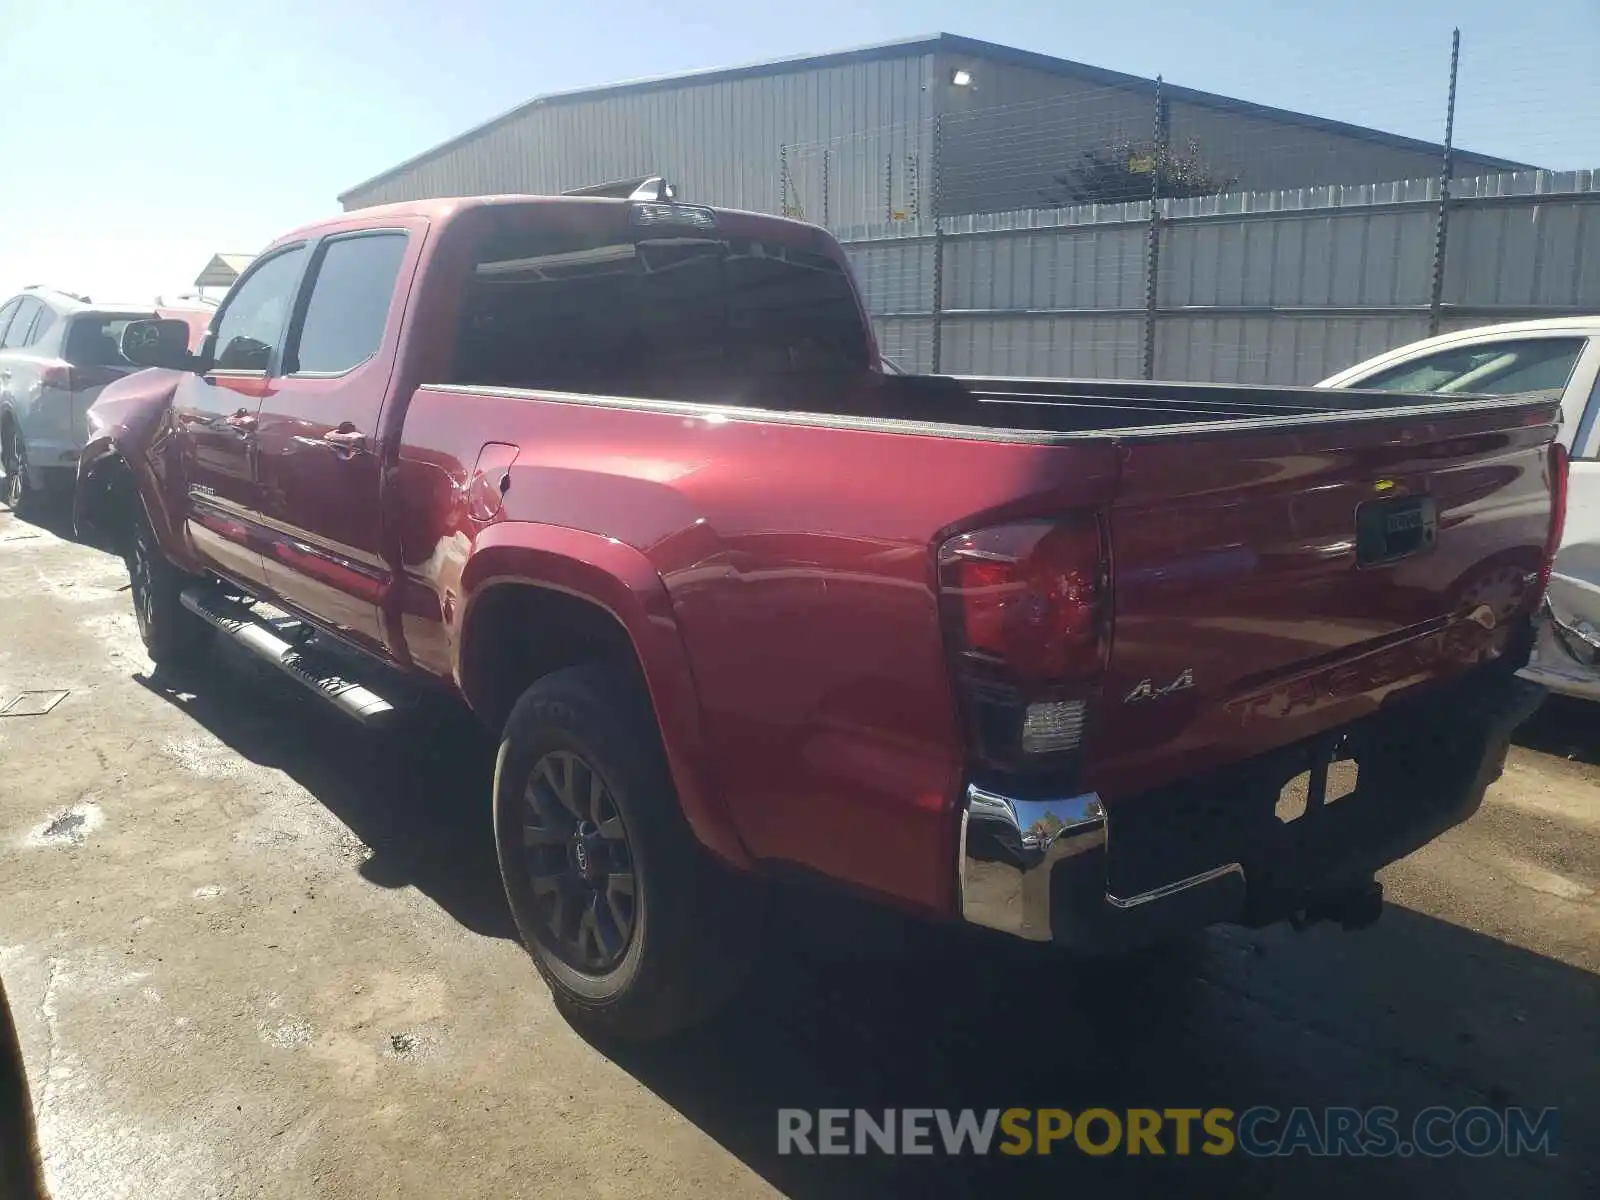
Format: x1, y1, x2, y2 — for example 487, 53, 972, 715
1320, 317, 1600, 702
0, 288, 154, 512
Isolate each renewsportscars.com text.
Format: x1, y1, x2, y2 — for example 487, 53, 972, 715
777, 1106, 1557, 1158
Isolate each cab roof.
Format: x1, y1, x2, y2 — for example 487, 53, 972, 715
267, 193, 827, 252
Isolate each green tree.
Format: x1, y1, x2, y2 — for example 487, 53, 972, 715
1047, 136, 1238, 205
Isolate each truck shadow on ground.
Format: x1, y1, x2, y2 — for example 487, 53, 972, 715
604, 904, 1600, 1199
132, 637, 1600, 1200
136, 639, 515, 942
0, 973, 48, 1200
1512, 693, 1600, 766
1, 491, 78, 542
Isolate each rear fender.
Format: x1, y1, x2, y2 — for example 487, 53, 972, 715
457, 521, 752, 871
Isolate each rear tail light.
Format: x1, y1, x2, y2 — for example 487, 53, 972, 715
40, 362, 73, 390
1538, 441, 1569, 598
938, 516, 1108, 769
940, 520, 1103, 680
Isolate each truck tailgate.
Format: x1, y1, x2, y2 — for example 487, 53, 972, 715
1090, 395, 1560, 799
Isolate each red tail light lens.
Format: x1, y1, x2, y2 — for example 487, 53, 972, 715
1538, 441, 1569, 597
40, 362, 73, 390
938, 517, 1107, 769
938, 518, 1106, 682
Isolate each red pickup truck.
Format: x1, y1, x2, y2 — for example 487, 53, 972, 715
76, 185, 1561, 1039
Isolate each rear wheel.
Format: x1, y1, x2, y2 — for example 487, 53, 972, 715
0, 421, 33, 513
126, 512, 213, 668
493, 663, 763, 1040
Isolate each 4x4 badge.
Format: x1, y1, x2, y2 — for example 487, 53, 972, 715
1124, 668, 1195, 703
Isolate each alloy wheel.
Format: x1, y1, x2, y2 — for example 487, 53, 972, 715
520, 750, 638, 973
0, 434, 23, 509
130, 532, 156, 637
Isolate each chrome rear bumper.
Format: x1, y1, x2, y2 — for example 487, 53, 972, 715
958, 784, 1244, 945
958, 661, 1545, 949
958, 788, 1106, 941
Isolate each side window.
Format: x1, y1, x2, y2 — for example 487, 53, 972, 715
289, 233, 407, 375
1574, 355, 1600, 461
28, 305, 58, 347
1, 299, 40, 350
209, 247, 308, 371
1359, 338, 1585, 396
0, 299, 19, 344
453, 227, 869, 396
65, 316, 143, 366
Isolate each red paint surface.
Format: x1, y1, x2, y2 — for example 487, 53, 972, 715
82, 194, 1560, 918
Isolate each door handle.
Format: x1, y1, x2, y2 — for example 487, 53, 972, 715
323, 427, 367, 450
225, 409, 257, 430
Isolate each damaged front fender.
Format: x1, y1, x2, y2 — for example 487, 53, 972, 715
73, 434, 131, 552
70, 369, 187, 564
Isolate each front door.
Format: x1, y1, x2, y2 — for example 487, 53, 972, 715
1529, 348, 1600, 699
0, 298, 43, 446
174, 245, 309, 587
252, 229, 413, 653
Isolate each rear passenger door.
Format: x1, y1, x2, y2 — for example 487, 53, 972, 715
0, 297, 26, 404
253, 228, 415, 653
1542, 349, 1600, 690
0, 298, 43, 446
1559, 339, 1600, 555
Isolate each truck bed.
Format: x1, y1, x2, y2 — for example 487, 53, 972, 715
591, 368, 1547, 439
402, 374, 1559, 911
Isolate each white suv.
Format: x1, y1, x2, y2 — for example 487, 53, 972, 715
0, 288, 155, 511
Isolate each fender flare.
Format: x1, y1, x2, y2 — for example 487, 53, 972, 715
74, 428, 193, 570
73, 434, 132, 549
456, 521, 753, 872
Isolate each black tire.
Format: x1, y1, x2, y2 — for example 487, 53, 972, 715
126, 511, 213, 668
1, 421, 34, 514
493, 663, 763, 1040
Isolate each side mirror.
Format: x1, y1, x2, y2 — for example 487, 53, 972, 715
121, 318, 197, 371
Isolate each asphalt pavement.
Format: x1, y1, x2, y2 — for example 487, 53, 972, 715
1, 500, 1596, 1199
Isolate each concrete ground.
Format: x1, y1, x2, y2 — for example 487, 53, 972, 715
1, 500, 1597, 1200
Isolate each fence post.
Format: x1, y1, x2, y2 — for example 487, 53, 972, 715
931, 115, 946, 373
779, 144, 790, 218
1142, 76, 1167, 380
1428, 28, 1461, 337
822, 149, 831, 229
885, 153, 894, 222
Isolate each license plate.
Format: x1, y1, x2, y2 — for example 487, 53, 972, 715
1355, 495, 1437, 566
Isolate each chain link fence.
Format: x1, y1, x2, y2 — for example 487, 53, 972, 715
837, 170, 1600, 381
777, 33, 1599, 380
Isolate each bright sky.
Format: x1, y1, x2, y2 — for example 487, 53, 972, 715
2, 0, 1594, 303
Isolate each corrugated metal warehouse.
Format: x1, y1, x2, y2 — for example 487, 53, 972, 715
339, 33, 1526, 226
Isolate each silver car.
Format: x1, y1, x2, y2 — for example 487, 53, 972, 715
0, 288, 154, 510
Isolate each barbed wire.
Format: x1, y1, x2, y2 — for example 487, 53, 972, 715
784, 38, 1598, 382
777, 37, 1595, 236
